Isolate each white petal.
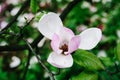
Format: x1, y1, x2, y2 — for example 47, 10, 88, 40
30, 56, 38, 65
37, 12, 63, 39
79, 28, 102, 50
9, 56, 21, 68
47, 52, 73, 68
37, 37, 47, 47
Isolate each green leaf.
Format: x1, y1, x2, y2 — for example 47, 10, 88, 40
30, 0, 39, 13
73, 49, 105, 71
115, 40, 120, 61
71, 71, 98, 80
99, 57, 114, 67
56, 63, 83, 80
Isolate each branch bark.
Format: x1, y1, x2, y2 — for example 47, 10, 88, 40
60, 0, 80, 21
0, 34, 43, 51
23, 38, 55, 80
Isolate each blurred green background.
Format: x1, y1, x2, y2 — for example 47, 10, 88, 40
1, 0, 120, 80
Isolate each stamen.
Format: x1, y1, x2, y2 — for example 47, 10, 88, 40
59, 44, 68, 54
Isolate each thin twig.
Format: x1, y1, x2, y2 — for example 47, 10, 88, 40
22, 50, 31, 80
23, 38, 55, 80
20, 17, 34, 32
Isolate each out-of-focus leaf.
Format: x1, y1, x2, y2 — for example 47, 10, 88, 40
10, 23, 20, 33
30, 0, 39, 13
34, 12, 45, 22
73, 49, 105, 71
115, 40, 120, 61
56, 63, 83, 80
99, 57, 114, 67
0, 69, 7, 80
71, 71, 98, 80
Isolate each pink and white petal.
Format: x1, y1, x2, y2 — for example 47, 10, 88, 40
58, 27, 75, 41
51, 34, 62, 54
65, 36, 80, 55
79, 28, 102, 50
47, 52, 73, 68
37, 12, 63, 39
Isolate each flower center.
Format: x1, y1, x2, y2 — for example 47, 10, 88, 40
59, 44, 68, 54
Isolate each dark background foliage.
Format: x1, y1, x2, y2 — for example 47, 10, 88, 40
0, 0, 120, 80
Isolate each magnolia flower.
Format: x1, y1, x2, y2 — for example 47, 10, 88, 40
37, 12, 102, 68
97, 50, 107, 57
9, 56, 21, 68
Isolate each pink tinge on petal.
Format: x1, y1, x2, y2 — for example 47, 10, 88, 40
63, 27, 75, 36
47, 52, 73, 68
65, 36, 80, 54
51, 33, 62, 54
58, 27, 75, 41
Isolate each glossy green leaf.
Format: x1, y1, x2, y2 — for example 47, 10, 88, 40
30, 0, 39, 13
73, 49, 105, 71
71, 71, 98, 80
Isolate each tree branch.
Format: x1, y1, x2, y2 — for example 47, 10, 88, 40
0, 0, 80, 51
0, 0, 30, 34
23, 38, 55, 80
60, 0, 80, 21
0, 34, 43, 51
